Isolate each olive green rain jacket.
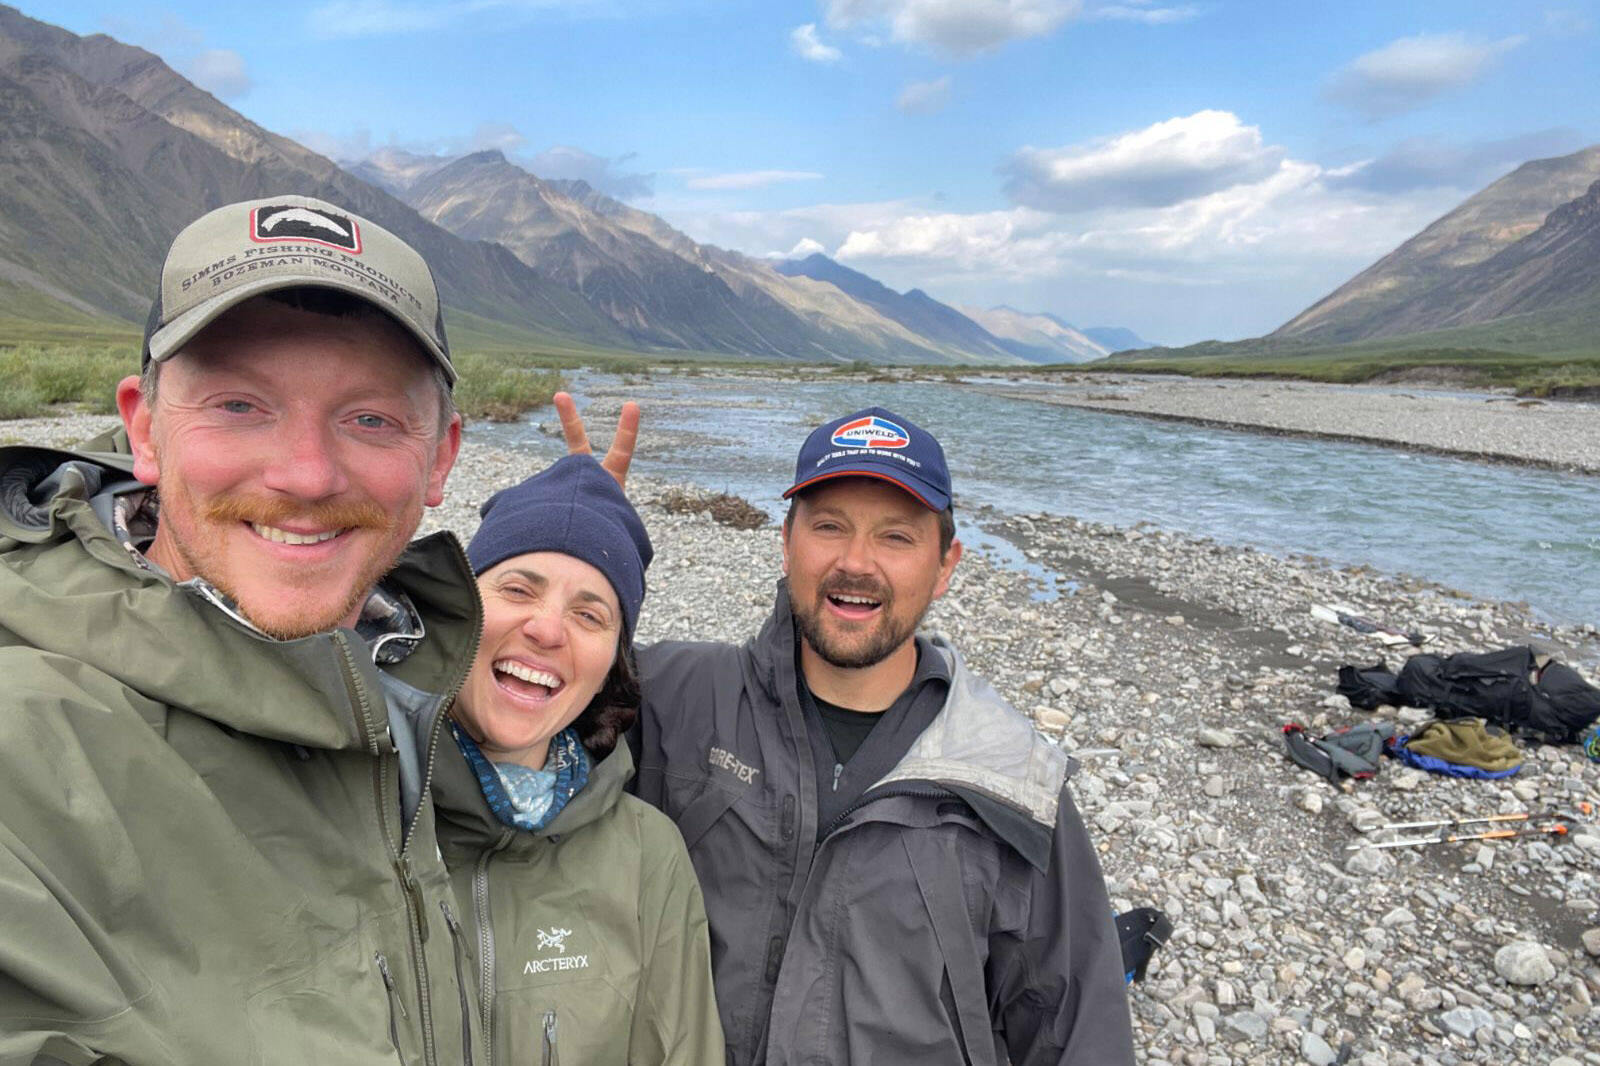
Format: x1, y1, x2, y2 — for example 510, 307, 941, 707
433, 732, 724, 1065
0, 434, 484, 1066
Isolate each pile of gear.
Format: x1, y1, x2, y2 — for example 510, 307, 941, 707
1282, 645, 1600, 785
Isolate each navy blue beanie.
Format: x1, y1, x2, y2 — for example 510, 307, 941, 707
467, 454, 653, 634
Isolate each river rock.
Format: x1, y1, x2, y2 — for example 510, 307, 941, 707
1493, 942, 1555, 985
1300, 1031, 1337, 1066
1583, 928, 1600, 957
1036, 706, 1070, 731
1223, 1011, 1267, 1040
1197, 728, 1236, 748
1345, 847, 1388, 876
1440, 1006, 1494, 1038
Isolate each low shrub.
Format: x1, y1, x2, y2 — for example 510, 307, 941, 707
453, 352, 567, 422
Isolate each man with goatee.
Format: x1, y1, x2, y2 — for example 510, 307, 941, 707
0, 197, 488, 1064
621, 407, 1136, 1065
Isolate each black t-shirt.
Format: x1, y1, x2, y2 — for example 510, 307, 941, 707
796, 636, 952, 838
812, 698, 882, 765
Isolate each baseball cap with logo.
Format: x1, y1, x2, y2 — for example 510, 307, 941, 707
141, 195, 454, 383
782, 406, 952, 512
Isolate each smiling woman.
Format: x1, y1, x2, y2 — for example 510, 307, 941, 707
431, 454, 724, 1065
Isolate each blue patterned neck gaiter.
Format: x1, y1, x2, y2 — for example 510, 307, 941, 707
452, 723, 591, 832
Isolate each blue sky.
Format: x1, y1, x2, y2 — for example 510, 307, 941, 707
24, 0, 1600, 343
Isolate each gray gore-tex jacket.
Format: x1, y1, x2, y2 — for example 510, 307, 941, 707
631, 583, 1136, 1066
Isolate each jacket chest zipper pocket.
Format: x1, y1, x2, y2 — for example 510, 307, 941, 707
375, 952, 408, 1064
440, 900, 475, 1066
541, 1009, 560, 1066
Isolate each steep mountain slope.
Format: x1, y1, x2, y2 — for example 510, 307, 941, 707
0, 5, 1065, 365
539, 181, 1000, 362
1275, 144, 1600, 343
0, 4, 631, 349
1363, 179, 1600, 339
401, 150, 834, 355
958, 305, 1108, 363
363, 149, 1015, 363
776, 254, 1015, 361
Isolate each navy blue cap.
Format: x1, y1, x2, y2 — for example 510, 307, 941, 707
468, 455, 653, 634
782, 406, 951, 512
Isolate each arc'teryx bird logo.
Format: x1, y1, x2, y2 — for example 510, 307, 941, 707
249, 204, 362, 253
523, 926, 590, 975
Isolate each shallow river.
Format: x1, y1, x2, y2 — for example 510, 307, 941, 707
473, 372, 1599, 626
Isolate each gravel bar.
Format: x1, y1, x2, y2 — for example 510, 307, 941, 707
975, 376, 1600, 476
10, 415, 1600, 1064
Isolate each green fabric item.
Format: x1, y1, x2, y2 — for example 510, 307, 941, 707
432, 736, 725, 1065
1406, 718, 1524, 773
0, 434, 486, 1065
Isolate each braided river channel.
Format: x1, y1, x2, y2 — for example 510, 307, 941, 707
475, 371, 1600, 626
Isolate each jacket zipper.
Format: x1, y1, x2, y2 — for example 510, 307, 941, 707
340, 632, 439, 1066
473, 830, 515, 1064
541, 1010, 560, 1066
336, 551, 482, 1066
440, 900, 474, 1066
376, 951, 409, 1063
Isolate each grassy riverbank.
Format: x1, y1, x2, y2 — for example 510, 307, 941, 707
1054, 348, 1600, 398
0, 340, 577, 423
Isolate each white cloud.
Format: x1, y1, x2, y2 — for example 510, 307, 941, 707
184, 48, 253, 99
787, 237, 828, 258
1086, 2, 1200, 24
825, 0, 1082, 58
1324, 32, 1525, 119
1002, 110, 1285, 211
790, 22, 843, 62
896, 75, 952, 113
662, 111, 1466, 340
687, 170, 825, 191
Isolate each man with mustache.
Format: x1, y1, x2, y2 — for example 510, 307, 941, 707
0, 197, 497, 1064
615, 407, 1136, 1065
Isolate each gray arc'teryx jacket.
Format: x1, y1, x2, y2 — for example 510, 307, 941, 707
632, 583, 1135, 1066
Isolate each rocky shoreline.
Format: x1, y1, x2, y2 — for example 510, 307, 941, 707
9, 411, 1600, 1064
972, 375, 1600, 476
427, 434, 1600, 1066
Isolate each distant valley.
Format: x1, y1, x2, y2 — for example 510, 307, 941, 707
0, 4, 1135, 365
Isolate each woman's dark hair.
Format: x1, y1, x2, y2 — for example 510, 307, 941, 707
572, 633, 639, 759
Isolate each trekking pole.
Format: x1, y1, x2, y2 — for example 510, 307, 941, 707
1354, 802, 1592, 839
1358, 824, 1569, 851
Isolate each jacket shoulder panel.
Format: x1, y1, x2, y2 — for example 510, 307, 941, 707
880, 640, 1070, 829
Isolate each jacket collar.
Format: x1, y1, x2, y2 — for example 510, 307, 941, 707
434, 732, 634, 859
747, 580, 1072, 864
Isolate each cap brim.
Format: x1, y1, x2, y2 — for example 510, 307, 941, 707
146, 274, 455, 384
783, 467, 949, 511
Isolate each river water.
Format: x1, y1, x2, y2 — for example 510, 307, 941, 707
473, 371, 1599, 626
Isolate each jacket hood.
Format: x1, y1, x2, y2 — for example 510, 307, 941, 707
747, 580, 1072, 844
0, 430, 482, 751
434, 731, 635, 859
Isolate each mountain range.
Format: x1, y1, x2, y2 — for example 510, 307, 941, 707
0, 5, 1133, 365
1122, 142, 1600, 361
